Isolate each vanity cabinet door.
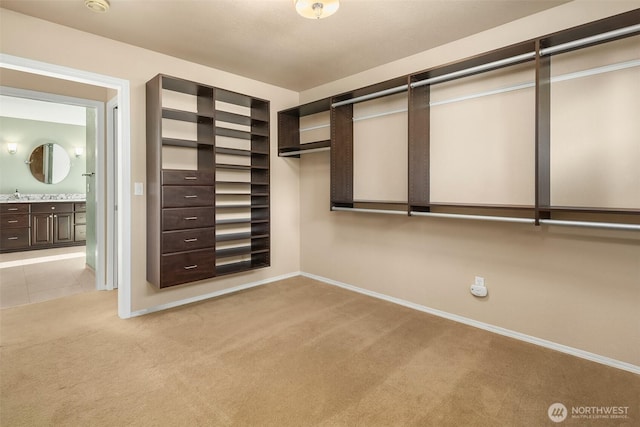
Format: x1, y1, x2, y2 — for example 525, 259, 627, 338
31, 213, 53, 246
53, 213, 74, 244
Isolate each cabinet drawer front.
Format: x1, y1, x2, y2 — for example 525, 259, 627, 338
1, 214, 29, 228
161, 249, 215, 287
162, 186, 215, 208
162, 170, 215, 186
0, 228, 30, 250
162, 228, 216, 254
74, 203, 86, 212
162, 207, 216, 231
75, 212, 87, 224
0, 204, 29, 214
75, 225, 86, 241
31, 202, 73, 213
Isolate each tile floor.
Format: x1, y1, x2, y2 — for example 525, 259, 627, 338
0, 246, 96, 309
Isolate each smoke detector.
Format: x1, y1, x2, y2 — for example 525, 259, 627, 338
85, 0, 110, 13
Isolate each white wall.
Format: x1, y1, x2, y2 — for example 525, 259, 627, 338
297, 0, 640, 367
0, 8, 300, 312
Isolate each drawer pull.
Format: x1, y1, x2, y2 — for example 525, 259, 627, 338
184, 195, 198, 199
7, 220, 18, 223
51, 207, 56, 210
184, 176, 198, 180
184, 238, 198, 242
7, 237, 19, 240
184, 216, 198, 220
7, 208, 18, 211
183, 265, 198, 270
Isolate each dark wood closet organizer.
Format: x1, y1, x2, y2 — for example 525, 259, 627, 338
147, 74, 270, 288
278, 9, 640, 228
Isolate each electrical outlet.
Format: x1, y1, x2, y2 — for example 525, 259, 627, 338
475, 276, 485, 287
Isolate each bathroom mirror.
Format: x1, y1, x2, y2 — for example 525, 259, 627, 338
28, 142, 71, 184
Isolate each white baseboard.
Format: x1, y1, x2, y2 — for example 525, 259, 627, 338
129, 271, 302, 318
301, 272, 640, 375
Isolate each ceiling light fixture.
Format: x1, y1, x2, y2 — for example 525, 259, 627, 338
294, 0, 339, 20
85, 0, 110, 13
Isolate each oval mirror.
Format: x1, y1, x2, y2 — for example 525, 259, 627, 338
28, 142, 71, 184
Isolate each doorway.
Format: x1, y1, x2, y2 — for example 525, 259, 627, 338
0, 53, 132, 318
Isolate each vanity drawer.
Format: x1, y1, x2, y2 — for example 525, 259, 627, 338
160, 249, 215, 287
162, 186, 215, 208
75, 203, 86, 212
1, 214, 30, 229
162, 227, 216, 254
75, 212, 87, 224
0, 228, 30, 250
162, 170, 215, 186
162, 207, 216, 231
75, 225, 86, 241
31, 202, 73, 214
0, 204, 29, 214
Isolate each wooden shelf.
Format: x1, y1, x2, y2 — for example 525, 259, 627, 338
277, 10, 639, 227
147, 73, 270, 288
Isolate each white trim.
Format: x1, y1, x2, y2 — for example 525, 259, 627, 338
106, 96, 118, 291
0, 53, 133, 319
301, 272, 640, 375
129, 272, 302, 317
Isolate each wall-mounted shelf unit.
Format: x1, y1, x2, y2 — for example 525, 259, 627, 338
147, 74, 270, 288
278, 8, 640, 231
278, 97, 331, 157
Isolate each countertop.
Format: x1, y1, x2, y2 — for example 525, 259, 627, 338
0, 194, 86, 204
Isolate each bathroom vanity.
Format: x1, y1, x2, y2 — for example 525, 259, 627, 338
0, 199, 86, 252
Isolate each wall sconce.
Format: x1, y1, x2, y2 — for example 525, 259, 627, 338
75, 147, 84, 157
7, 142, 17, 155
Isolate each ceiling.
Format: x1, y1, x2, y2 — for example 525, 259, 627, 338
0, 0, 569, 91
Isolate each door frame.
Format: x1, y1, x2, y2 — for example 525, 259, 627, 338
0, 85, 107, 290
0, 53, 132, 318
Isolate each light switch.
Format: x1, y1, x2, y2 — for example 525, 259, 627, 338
134, 182, 144, 196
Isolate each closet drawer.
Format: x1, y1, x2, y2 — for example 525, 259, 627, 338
31, 202, 73, 214
0, 228, 30, 250
1, 214, 29, 229
160, 249, 215, 288
162, 227, 216, 254
162, 170, 215, 186
162, 207, 216, 231
162, 186, 215, 208
0, 204, 29, 214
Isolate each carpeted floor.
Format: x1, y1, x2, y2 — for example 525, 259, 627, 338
1, 276, 638, 426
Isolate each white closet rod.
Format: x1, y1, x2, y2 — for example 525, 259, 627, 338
300, 123, 330, 132
428, 58, 639, 107
410, 211, 535, 224
551, 58, 640, 84
539, 219, 640, 231
280, 147, 331, 156
540, 24, 640, 56
331, 207, 407, 216
331, 85, 409, 108
353, 108, 408, 122
410, 52, 536, 89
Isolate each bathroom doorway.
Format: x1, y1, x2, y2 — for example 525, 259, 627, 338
0, 54, 132, 318
0, 83, 106, 303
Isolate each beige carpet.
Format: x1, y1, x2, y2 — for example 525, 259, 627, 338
1, 276, 638, 426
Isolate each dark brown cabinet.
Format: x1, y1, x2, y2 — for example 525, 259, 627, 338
0, 203, 30, 251
147, 74, 270, 288
31, 203, 75, 246
0, 202, 86, 252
